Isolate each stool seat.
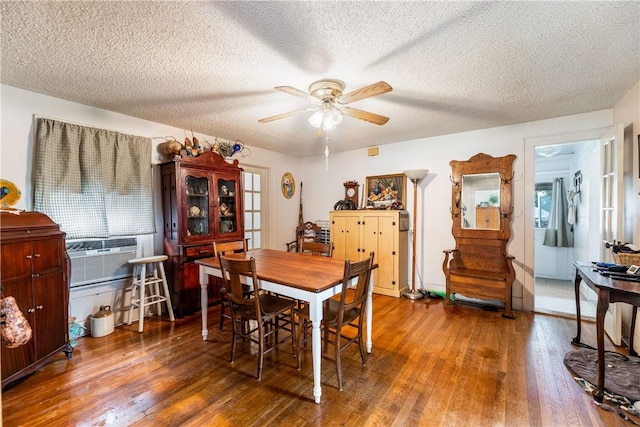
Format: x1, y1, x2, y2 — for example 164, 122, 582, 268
127, 255, 174, 332
129, 255, 168, 264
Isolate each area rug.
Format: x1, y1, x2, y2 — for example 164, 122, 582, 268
565, 347, 640, 423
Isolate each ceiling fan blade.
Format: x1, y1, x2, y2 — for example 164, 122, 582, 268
258, 108, 316, 123
339, 81, 393, 104
341, 106, 390, 125
274, 86, 320, 103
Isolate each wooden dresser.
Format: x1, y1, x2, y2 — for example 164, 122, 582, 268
0, 211, 72, 388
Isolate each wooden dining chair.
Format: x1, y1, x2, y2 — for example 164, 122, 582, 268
219, 255, 297, 380
286, 221, 322, 252
299, 240, 333, 257
213, 239, 249, 330
296, 252, 375, 391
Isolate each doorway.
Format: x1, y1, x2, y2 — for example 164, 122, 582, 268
533, 140, 597, 318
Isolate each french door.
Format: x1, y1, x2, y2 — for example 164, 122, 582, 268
600, 123, 624, 344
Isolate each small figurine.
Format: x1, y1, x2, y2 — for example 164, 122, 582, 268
184, 134, 203, 157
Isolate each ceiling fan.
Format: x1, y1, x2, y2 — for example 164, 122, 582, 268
258, 79, 393, 130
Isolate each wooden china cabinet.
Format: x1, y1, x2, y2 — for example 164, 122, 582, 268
161, 150, 244, 316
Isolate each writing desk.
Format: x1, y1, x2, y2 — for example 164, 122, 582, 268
572, 261, 640, 402
196, 249, 375, 403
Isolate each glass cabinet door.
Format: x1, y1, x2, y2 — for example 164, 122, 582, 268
185, 175, 210, 237
217, 177, 238, 235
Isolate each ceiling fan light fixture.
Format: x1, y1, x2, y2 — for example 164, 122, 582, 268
308, 109, 324, 128
261, 79, 392, 131
308, 103, 343, 131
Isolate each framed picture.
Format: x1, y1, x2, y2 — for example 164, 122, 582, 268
365, 173, 407, 209
281, 172, 295, 199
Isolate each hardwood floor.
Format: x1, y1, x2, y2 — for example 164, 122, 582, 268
2, 295, 630, 426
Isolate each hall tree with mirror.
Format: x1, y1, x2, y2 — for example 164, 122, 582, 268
443, 153, 517, 318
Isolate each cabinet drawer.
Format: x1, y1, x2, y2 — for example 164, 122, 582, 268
184, 245, 213, 258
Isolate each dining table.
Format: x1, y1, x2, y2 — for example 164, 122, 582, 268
195, 248, 376, 403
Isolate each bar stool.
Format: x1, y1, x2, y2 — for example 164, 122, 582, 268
127, 255, 175, 332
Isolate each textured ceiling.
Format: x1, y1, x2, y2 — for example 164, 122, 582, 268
2, 1, 639, 158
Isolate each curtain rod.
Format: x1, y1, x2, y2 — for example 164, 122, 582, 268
32, 114, 150, 139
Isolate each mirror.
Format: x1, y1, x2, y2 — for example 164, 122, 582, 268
461, 173, 501, 229
449, 153, 515, 239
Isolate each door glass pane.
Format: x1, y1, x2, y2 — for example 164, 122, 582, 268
243, 169, 264, 250
217, 178, 237, 234
253, 231, 261, 248
185, 175, 209, 236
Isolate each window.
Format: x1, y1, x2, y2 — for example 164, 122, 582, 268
534, 182, 552, 228
243, 168, 265, 249
33, 118, 154, 239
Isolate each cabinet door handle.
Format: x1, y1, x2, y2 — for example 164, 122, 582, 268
26, 255, 32, 259
28, 308, 35, 313
32, 273, 40, 278
36, 305, 44, 310
34, 253, 41, 258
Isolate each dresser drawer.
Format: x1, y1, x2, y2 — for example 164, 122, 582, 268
184, 245, 213, 258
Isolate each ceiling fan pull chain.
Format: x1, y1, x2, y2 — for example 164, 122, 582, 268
325, 137, 330, 171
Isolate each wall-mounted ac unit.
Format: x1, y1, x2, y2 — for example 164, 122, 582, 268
66, 238, 138, 288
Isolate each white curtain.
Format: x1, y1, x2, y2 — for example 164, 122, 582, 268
33, 118, 155, 239
543, 177, 573, 247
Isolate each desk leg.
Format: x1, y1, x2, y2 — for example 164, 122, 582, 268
200, 266, 209, 341
366, 274, 373, 353
629, 307, 638, 357
309, 298, 323, 404
594, 289, 610, 403
571, 273, 583, 346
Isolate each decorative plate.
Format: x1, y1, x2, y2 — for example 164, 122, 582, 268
281, 172, 295, 199
0, 179, 21, 208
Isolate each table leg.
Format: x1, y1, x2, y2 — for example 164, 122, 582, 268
594, 289, 610, 403
200, 266, 209, 341
309, 298, 323, 404
571, 272, 583, 346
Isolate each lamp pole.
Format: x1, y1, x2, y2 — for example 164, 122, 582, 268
402, 169, 429, 300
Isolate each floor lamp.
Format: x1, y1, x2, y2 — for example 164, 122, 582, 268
402, 169, 429, 300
